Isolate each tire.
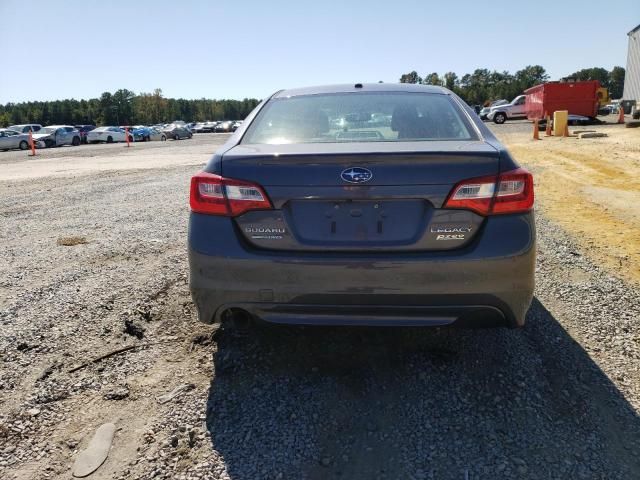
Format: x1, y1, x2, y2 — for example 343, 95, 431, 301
72, 136, 80, 146
45, 139, 55, 148
128, 135, 134, 143
493, 112, 507, 124
188, 133, 193, 139
106, 136, 113, 144
161, 135, 166, 141
174, 134, 179, 140
19, 140, 29, 150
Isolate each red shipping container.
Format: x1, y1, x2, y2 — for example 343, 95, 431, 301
525, 80, 601, 120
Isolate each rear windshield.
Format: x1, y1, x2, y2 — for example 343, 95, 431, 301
241, 92, 477, 144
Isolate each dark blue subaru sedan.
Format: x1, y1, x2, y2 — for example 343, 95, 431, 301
188, 83, 535, 330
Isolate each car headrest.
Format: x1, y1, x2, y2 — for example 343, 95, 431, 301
301, 108, 329, 134
391, 104, 419, 132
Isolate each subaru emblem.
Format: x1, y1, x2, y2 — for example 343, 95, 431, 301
341, 167, 373, 184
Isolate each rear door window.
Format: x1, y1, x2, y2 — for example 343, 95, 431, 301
241, 92, 477, 145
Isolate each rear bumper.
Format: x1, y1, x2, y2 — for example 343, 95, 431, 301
188, 212, 536, 328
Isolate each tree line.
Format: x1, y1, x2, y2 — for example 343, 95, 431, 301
0, 88, 260, 127
399, 65, 625, 106
1, 66, 626, 127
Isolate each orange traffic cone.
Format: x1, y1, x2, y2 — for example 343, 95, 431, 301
544, 112, 552, 136
533, 119, 540, 140
618, 105, 625, 124
28, 130, 36, 156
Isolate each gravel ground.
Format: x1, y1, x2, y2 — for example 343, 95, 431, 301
0, 133, 639, 479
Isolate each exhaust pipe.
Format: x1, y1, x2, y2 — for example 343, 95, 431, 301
224, 308, 253, 333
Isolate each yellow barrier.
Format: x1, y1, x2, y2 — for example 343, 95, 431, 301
553, 110, 568, 137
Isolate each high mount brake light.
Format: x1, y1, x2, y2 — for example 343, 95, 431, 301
190, 172, 272, 216
444, 168, 534, 215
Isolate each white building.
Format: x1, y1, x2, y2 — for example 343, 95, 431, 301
623, 24, 640, 102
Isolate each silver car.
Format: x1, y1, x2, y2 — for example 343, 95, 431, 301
0, 129, 31, 151
32, 125, 81, 148
163, 124, 192, 140
7, 124, 43, 133
148, 128, 167, 141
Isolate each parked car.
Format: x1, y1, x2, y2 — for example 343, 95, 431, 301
605, 103, 619, 114
194, 122, 218, 133
231, 121, 243, 132
203, 121, 219, 132
486, 95, 527, 124
127, 126, 153, 142
163, 124, 192, 140
148, 127, 167, 141
188, 83, 535, 332
0, 128, 31, 151
32, 125, 81, 147
132, 127, 166, 141
7, 124, 42, 134
214, 121, 234, 133
74, 125, 96, 144
479, 100, 508, 120
86, 126, 132, 143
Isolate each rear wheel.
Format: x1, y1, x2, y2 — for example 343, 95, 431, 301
19, 140, 29, 150
174, 134, 179, 140
72, 136, 80, 146
106, 136, 113, 143
161, 135, 166, 141
493, 112, 507, 124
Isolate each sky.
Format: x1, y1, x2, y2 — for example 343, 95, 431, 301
0, 0, 637, 103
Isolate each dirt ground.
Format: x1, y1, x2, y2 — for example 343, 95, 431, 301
1, 130, 639, 480
492, 121, 640, 285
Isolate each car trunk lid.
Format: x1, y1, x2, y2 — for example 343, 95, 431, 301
220, 141, 499, 252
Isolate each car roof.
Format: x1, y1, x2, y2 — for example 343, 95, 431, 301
272, 83, 450, 98
46, 125, 74, 128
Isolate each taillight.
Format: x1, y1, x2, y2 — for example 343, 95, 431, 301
444, 168, 534, 215
190, 172, 272, 216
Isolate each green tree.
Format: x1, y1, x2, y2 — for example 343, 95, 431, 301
423, 72, 441, 86
514, 65, 549, 91
609, 66, 625, 99
443, 72, 458, 91
0, 111, 10, 127
112, 89, 135, 125
399, 71, 422, 84
566, 67, 609, 87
